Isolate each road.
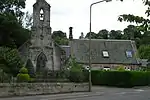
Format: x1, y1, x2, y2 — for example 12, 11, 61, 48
1, 86, 150, 100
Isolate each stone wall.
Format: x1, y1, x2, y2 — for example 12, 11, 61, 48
0, 83, 89, 97
83, 64, 139, 70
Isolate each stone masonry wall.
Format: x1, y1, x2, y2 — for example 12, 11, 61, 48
0, 83, 89, 97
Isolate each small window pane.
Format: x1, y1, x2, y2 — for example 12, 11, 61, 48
126, 51, 132, 58
102, 51, 109, 57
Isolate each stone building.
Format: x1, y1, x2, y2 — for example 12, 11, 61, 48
67, 38, 140, 71
18, 0, 140, 72
18, 0, 66, 72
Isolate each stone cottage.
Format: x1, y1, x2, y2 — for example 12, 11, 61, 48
66, 37, 140, 70
18, 0, 66, 72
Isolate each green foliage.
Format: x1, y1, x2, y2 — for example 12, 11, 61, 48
17, 67, 30, 82
91, 70, 150, 87
0, 13, 30, 48
98, 29, 110, 39
138, 45, 150, 60
117, 65, 125, 71
68, 57, 88, 83
117, 0, 150, 49
0, 0, 30, 48
85, 32, 98, 39
52, 31, 69, 45
109, 30, 122, 39
85, 29, 123, 40
25, 59, 35, 78
0, 69, 12, 83
0, 0, 26, 18
19, 67, 28, 74
17, 73, 30, 82
0, 47, 23, 76
130, 71, 150, 86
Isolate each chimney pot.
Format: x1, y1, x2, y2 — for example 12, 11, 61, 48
69, 27, 73, 40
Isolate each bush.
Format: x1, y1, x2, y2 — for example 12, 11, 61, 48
69, 65, 85, 83
0, 47, 23, 76
19, 67, 28, 74
17, 67, 30, 82
130, 71, 150, 86
0, 69, 12, 83
17, 73, 30, 82
68, 57, 88, 83
91, 70, 150, 87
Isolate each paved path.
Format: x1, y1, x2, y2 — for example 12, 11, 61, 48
1, 86, 150, 100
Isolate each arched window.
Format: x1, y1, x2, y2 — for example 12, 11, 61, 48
40, 9, 44, 21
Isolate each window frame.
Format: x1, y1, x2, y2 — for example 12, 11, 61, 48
126, 50, 133, 58
102, 50, 109, 58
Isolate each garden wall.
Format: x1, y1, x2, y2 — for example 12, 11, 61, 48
0, 83, 89, 97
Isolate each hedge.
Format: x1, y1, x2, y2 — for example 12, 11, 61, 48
91, 70, 150, 87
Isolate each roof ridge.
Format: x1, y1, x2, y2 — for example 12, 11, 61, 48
75, 39, 132, 42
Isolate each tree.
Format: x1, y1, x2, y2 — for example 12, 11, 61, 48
118, 0, 150, 33
140, 31, 150, 46
109, 30, 122, 39
52, 31, 69, 45
24, 11, 33, 30
85, 32, 97, 39
138, 45, 150, 60
122, 25, 142, 40
0, 13, 30, 48
97, 29, 109, 39
0, 0, 30, 48
0, 0, 26, 19
0, 47, 23, 76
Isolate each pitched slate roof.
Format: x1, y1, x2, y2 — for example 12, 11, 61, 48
71, 39, 139, 65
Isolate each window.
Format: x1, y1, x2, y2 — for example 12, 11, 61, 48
40, 9, 44, 21
126, 51, 132, 58
102, 51, 109, 57
103, 66, 110, 71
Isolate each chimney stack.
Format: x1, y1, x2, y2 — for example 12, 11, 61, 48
69, 27, 73, 40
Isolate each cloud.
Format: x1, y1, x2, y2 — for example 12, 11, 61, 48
25, 0, 147, 39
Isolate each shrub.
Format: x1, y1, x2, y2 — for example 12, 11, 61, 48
69, 64, 85, 83
91, 70, 150, 87
0, 47, 23, 76
17, 73, 30, 82
17, 67, 30, 82
130, 71, 150, 86
0, 69, 12, 83
19, 67, 28, 74
68, 57, 87, 83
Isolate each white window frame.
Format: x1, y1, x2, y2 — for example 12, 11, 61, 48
102, 51, 109, 57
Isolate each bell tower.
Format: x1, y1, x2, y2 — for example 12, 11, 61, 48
33, 0, 51, 28
31, 0, 52, 47
29, 0, 54, 71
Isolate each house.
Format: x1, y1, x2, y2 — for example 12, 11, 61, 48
68, 39, 140, 70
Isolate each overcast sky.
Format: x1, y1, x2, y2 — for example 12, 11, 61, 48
25, 0, 148, 39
